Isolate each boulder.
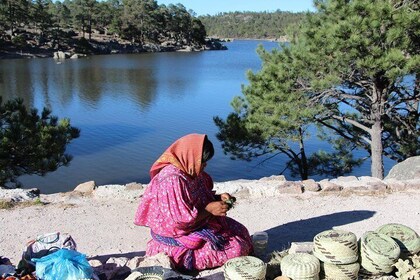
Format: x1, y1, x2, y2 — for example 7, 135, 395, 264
53, 51, 67, 59
319, 180, 343, 192
277, 181, 304, 194
385, 156, 420, 180
302, 179, 321, 192
74, 180, 96, 193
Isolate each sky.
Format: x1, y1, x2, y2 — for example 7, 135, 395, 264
156, 0, 316, 16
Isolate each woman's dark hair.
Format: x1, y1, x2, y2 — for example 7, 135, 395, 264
202, 136, 214, 163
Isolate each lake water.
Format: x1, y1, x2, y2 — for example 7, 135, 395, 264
0, 40, 395, 193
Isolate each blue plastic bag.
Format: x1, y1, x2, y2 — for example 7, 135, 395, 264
32, 248, 93, 280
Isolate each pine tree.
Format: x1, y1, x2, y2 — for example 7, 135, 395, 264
0, 98, 80, 188
215, 0, 419, 179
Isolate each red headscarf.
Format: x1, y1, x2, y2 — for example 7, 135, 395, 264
150, 134, 206, 179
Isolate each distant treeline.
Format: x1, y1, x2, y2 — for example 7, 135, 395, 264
0, 0, 206, 49
199, 11, 307, 39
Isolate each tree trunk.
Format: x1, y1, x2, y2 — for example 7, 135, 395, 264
299, 127, 309, 180
370, 120, 383, 178
370, 75, 388, 179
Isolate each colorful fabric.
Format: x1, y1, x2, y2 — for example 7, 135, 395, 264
134, 163, 253, 270
149, 133, 206, 179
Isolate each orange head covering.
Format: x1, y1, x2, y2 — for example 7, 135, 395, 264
150, 133, 207, 179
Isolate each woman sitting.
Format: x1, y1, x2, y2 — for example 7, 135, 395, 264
134, 133, 253, 271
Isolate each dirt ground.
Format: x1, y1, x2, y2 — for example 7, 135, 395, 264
1, 186, 419, 268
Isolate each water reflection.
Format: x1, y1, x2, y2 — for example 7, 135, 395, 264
0, 55, 163, 111
0, 60, 35, 108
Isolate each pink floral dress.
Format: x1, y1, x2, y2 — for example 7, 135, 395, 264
134, 165, 253, 270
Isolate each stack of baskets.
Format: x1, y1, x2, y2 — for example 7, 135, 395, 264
223, 256, 267, 280
358, 231, 401, 278
280, 253, 320, 280
313, 229, 360, 280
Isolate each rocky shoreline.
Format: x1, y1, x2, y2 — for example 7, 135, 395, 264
1, 173, 419, 205
0, 36, 228, 60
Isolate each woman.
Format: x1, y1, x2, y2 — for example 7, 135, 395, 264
134, 133, 253, 271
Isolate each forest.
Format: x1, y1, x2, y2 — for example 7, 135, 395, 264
0, 0, 305, 57
200, 11, 306, 40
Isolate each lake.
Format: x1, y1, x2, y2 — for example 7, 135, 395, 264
0, 40, 395, 194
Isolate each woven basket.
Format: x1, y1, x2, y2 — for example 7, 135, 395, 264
224, 256, 266, 280
313, 229, 358, 264
280, 253, 320, 280
376, 223, 420, 257
359, 231, 401, 274
321, 262, 360, 280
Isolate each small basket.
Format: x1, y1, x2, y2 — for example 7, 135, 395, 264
281, 253, 320, 280
224, 256, 267, 280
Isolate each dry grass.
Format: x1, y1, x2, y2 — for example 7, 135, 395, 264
0, 199, 15, 209
0, 198, 44, 209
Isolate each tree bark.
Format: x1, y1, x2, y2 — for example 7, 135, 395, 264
370, 120, 384, 178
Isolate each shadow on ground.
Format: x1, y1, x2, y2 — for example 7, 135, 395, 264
88, 251, 145, 263
265, 210, 376, 252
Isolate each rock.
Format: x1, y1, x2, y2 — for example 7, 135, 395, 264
259, 175, 286, 182
330, 176, 358, 183
74, 181, 96, 193
277, 181, 304, 194
365, 181, 388, 191
403, 179, 420, 190
385, 156, 420, 180
125, 256, 144, 270
319, 180, 343, 192
53, 51, 67, 59
249, 184, 285, 197
0, 188, 40, 202
302, 179, 321, 192
383, 178, 408, 191
88, 259, 103, 268
138, 252, 172, 269
213, 180, 248, 195
70, 54, 79, 59
99, 257, 130, 280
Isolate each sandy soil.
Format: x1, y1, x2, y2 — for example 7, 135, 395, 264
1, 184, 419, 268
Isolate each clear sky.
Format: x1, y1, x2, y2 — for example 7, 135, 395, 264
156, 0, 316, 16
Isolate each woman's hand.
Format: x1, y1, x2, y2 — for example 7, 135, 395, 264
220, 193, 232, 202
205, 201, 229, 216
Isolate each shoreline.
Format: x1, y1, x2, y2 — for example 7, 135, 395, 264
0, 36, 230, 60
0, 37, 287, 60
